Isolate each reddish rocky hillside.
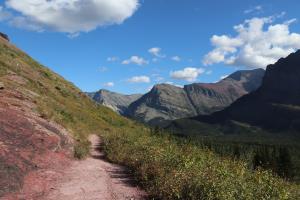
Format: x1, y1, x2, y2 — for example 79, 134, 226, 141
0, 81, 72, 199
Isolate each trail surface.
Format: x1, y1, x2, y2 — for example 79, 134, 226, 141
45, 135, 146, 200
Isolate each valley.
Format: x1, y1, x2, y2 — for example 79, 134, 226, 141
0, 1, 300, 199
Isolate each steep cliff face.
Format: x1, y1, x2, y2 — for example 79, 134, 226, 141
87, 90, 141, 115
194, 50, 300, 132
127, 69, 265, 125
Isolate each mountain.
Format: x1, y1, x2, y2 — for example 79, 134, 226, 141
127, 84, 198, 125
172, 50, 300, 135
86, 89, 142, 114
126, 68, 265, 126
0, 35, 132, 198
184, 68, 265, 114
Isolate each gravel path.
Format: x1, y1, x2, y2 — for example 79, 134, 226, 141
45, 135, 146, 200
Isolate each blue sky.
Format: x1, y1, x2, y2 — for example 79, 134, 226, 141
0, 0, 299, 94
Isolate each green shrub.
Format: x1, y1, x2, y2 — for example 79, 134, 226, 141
73, 140, 91, 159
102, 128, 298, 200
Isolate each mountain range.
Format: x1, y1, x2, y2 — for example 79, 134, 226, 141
169, 50, 300, 135
89, 68, 265, 126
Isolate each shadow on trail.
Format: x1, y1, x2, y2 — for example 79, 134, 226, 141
91, 139, 141, 189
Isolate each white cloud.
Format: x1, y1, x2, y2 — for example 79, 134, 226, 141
171, 56, 181, 62
203, 16, 300, 68
170, 67, 205, 82
9, 16, 43, 32
122, 56, 149, 65
103, 82, 114, 87
148, 47, 165, 58
4, 0, 140, 34
244, 5, 263, 14
107, 56, 119, 62
128, 76, 150, 83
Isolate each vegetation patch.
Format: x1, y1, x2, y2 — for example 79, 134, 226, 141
101, 128, 299, 200
74, 140, 91, 159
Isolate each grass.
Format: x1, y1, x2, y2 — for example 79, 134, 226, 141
0, 38, 299, 199
74, 140, 91, 159
101, 128, 299, 199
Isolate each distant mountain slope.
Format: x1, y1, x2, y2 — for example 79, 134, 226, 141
177, 50, 300, 134
184, 68, 265, 114
127, 84, 198, 125
127, 69, 265, 125
87, 90, 142, 114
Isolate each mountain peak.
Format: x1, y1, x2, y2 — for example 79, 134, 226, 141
226, 68, 265, 81
259, 49, 300, 104
87, 89, 142, 115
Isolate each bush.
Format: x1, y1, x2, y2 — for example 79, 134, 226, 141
102, 128, 298, 200
73, 140, 90, 159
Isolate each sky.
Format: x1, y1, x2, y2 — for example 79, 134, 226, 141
0, 0, 299, 94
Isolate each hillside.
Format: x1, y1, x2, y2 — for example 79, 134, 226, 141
86, 89, 142, 114
127, 69, 264, 125
0, 34, 133, 198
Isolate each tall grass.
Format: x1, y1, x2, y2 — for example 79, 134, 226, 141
102, 128, 298, 200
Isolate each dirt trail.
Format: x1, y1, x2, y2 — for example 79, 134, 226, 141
45, 135, 146, 200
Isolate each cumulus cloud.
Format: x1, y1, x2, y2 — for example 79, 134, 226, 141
171, 56, 181, 62
122, 56, 149, 65
128, 76, 150, 83
148, 47, 165, 58
170, 67, 205, 82
203, 16, 300, 68
103, 82, 114, 87
3, 0, 140, 34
